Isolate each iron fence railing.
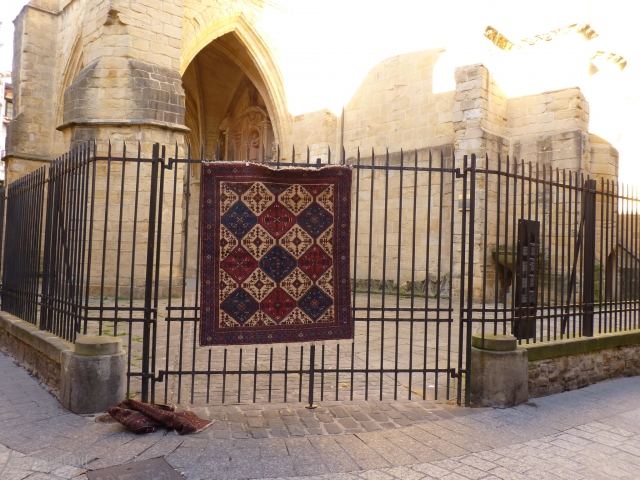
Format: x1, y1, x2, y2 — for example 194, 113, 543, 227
0, 142, 638, 408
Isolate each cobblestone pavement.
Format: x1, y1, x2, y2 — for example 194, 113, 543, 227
3, 352, 640, 479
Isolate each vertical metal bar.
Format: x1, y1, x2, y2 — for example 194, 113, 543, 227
306, 344, 316, 408
350, 148, 361, 400
365, 148, 375, 400
447, 152, 456, 399
632, 187, 640, 329
464, 154, 477, 407
238, 348, 243, 404
598, 178, 604, 333
284, 346, 289, 402
141, 144, 160, 403
582, 179, 596, 337
481, 154, 489, 343
394, 150, 404, 400
98, 142, 113, 334
434, 150, 445, 399
222, 349, 227, 404
408, 149, 418, 399
298, 346, 303, 402
268, 348, 273, 403
424, 150, 433, 400
320, 344, 325, 401
510, 159, 518, 338
129, 143, 142, 398
534, 162, 540, 342
177, 144, 192, 404
83, 142, 97, 335
253, 348, 258, 403
561, 170, 568, 337
74, 143, 90, 339
206, 350, 212, 404
540, 164, 547, 340
164, 142, 178, 401
114, 144, 127, 336
379, 148, 390, 400
457, 154, 468, 406
190, 145, 202, 404
152, 145, 167, 404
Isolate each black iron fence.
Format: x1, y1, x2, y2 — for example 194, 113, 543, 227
0, 142, 638, 407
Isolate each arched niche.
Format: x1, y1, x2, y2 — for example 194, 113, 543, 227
181, 16, 290, 157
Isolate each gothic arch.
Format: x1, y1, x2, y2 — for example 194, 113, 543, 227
181, 14, 291, 149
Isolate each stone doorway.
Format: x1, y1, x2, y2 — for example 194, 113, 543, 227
181, 32, 279, 278
181, 32, 276, 161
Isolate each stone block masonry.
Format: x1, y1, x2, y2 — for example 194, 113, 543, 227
523, 330, 640, 398
0, 311, 126, 414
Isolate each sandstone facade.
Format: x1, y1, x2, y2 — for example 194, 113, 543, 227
4, 1, 620, 299
528, 345, 640, 397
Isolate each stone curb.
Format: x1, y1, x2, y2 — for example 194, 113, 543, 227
0, 310, 73, 364
518, 330, 640, 361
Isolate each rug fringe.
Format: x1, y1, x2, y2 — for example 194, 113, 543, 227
201, 160, 353, 172
203, 339, 354, 351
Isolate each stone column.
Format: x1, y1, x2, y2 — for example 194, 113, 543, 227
470, 333, 528, 407
60, 336, 126, 414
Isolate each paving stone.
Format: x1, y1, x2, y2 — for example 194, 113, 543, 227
361, 421, 381, 432
339, 418, 359, 429
325, 423, 343, 435
316, 413, 334, 423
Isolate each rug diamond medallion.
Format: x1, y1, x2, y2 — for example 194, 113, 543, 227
200, 163, 352, 346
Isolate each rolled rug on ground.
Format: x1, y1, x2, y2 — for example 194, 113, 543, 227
108, 399, 212, 435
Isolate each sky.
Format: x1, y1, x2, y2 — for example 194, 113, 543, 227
1, 0, 639, 183
0, 0, 27, 75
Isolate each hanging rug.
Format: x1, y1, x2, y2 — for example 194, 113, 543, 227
200, 162, 352, 346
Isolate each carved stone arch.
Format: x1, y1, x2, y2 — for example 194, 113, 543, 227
180, 14, 291, 150
56, 34, 84, 129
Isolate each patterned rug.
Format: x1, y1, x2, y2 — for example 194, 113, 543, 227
200, 163, 352, 346
108, 399, 212, 435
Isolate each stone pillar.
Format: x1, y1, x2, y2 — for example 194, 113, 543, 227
452, 64, 510, 302
470, 333, 528, 407
60, 336, 126, 414
4, 2, 59, 183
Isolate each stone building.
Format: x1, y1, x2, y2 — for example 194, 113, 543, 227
0, 71, 12, 183
3, 0, 621, 299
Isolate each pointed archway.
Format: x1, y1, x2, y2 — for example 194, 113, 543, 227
182, 34, 275, 160
181, 16, 290, 158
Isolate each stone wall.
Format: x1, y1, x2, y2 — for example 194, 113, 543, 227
4, 1, 624, 302
529, 345, 640, 397
84, 157, 185, 298
349, 146, 454, 290
506, 88, 603, 178
0, 311, 73, 397
343, 50, 455, 157
290, 109, 338, 163
524, 332, 640, 398
6, 2, 60, 181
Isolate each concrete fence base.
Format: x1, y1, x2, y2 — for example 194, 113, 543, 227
0, 311, 125, 414
470, 334, 529, 408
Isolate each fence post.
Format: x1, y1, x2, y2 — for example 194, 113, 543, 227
582, 179, 597, 336
141, 144, 160, 402
464, 154, 477, 407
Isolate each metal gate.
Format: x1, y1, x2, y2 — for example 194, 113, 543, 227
152, 146, 465, 406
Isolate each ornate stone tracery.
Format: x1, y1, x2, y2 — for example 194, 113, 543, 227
219, 80, 275, 161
